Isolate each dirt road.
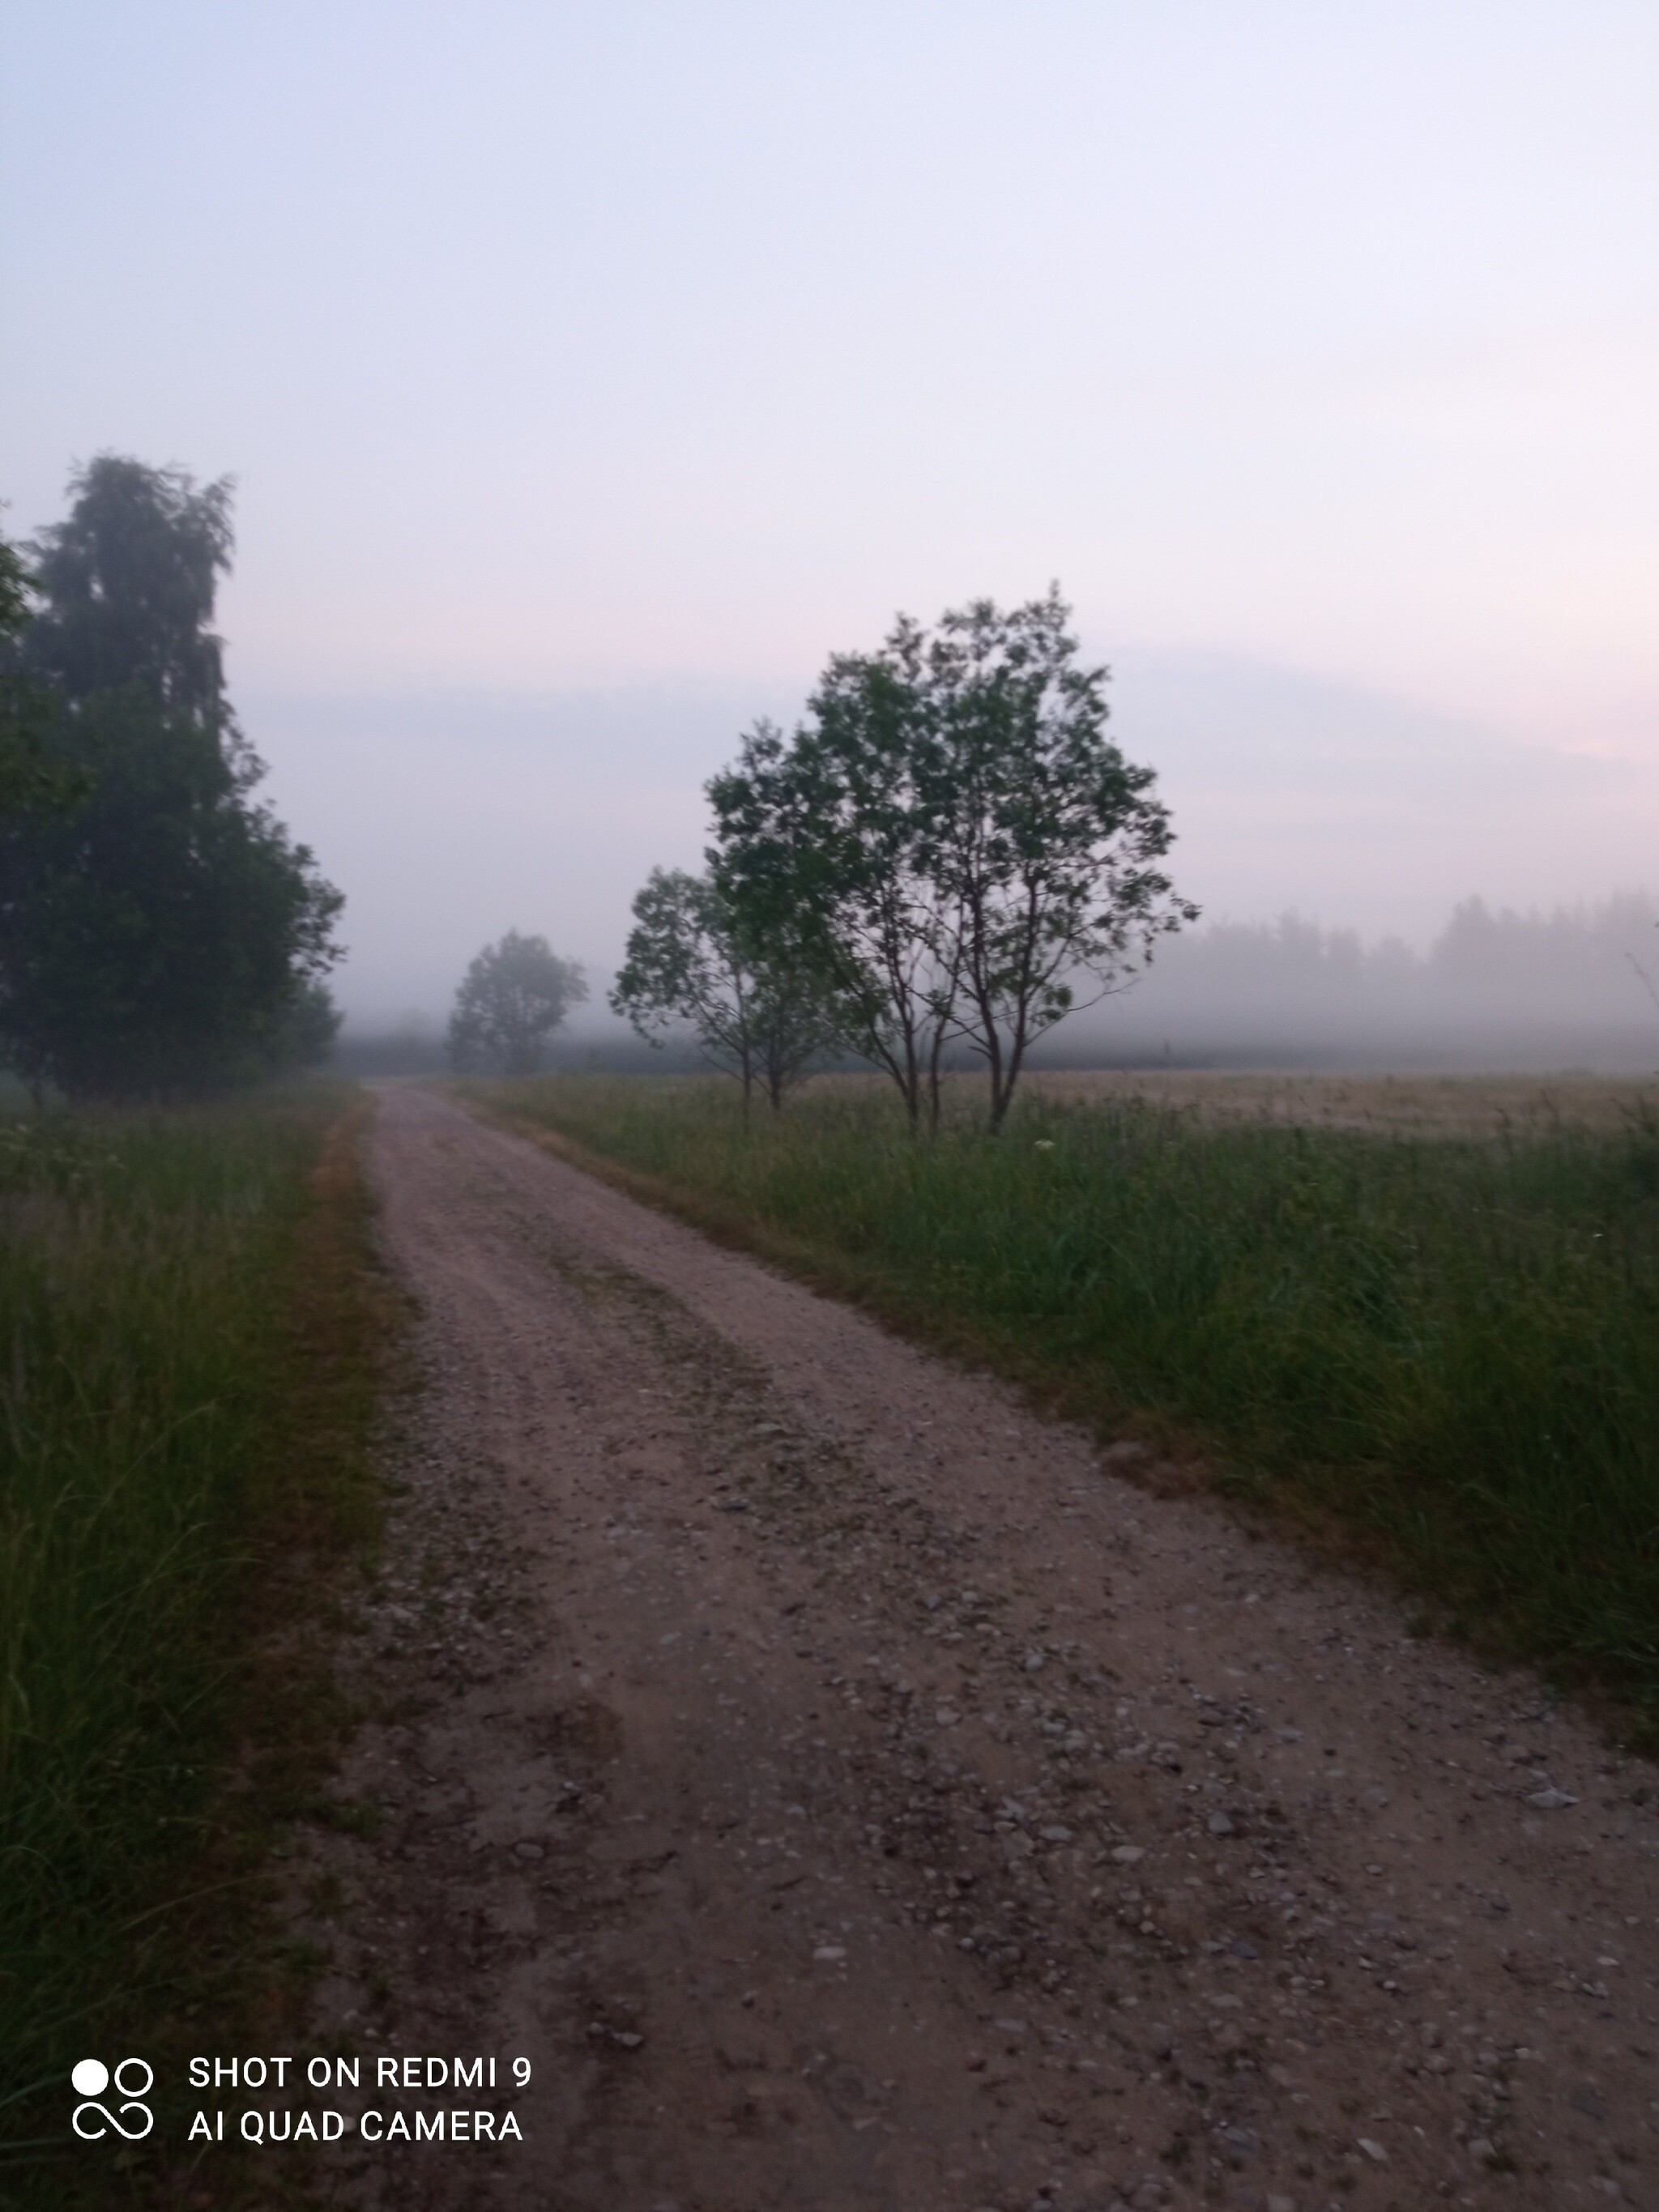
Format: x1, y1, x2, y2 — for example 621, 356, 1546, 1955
297, 1085, 1658, 2212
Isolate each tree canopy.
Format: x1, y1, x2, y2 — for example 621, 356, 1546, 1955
708, 588, 1195, 1127
919, 590, 1196, 1125
610, 865, 835, 1114
0, 458, 343, 1097
23, 455, 234, 719
0, 528, 83, 820
447, 930, 587, 1074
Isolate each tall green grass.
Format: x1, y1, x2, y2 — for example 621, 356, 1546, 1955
479, 1075, 1659, 1707
0, 1089, 376, 2180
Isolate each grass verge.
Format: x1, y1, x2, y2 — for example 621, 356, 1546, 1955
0, 1083, 399, 2206
467, 1072, 1659, 1724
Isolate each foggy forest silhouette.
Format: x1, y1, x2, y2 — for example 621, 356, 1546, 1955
344, 893, 1659, 1078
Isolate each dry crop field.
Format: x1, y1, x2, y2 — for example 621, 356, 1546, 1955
868, 1068, 1659, 1140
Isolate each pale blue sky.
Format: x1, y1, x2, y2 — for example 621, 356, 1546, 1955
3, 3, 1655, 1018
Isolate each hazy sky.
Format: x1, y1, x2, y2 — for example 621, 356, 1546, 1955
3, 3, 1655, 1021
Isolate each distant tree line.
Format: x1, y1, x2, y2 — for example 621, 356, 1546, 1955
1086, 896, 1659, 1054
612, 588, 1197, 1127
0, 457, 343, 1100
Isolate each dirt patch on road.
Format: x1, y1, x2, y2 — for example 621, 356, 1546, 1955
289, 1085, 1659, 2212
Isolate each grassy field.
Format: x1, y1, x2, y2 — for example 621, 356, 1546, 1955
0, 1085, 390, 2201
473, 1070, 1659, 1722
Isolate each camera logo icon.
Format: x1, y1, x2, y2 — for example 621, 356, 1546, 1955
71, 2058, 154, 2141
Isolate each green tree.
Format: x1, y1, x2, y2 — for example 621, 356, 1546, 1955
23, 455, 233, 717
446, 930, 587, 1073
0, 458, 343, 1097
611, 865, 834, 1116
709, 589, 1195, 1130
269, 976, 344, 1070
709, 684, 961, 1132
0, 527, 82, 819
923, 588, 1196, 1127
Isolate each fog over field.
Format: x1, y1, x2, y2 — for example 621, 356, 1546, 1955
335, 895, 1659, 1078
1043, 896, 1659, 1073
281, 646, 1658, 1072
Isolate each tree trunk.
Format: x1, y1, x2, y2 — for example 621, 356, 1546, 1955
979, 999, 1007, 1130
988, 999, 1034, 1131
926, 1014, 948, 1133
